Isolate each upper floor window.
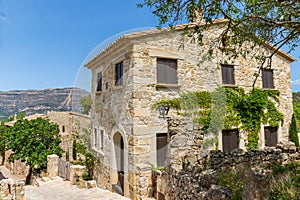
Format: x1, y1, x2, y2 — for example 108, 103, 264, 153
157, 58, 178, 84
115, 62, 123, 86
96, 72, 102, 92
221, 64, 235, 85
262, 69, 274, 89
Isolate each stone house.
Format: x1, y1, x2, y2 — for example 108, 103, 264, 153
46, 111, 91, 162
85, 22, 295, 199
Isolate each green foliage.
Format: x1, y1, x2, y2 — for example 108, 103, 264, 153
202, 137, 218, 150
138, 0, 300, 60
81, 171, 93, 181
270, 162, 300, 199
218, 162, 299, 200
80, 95, 91, 115
149, 163, 165, 171
72, 138, 96, 177
218, 168, 244, 200
289, 114, 299, 147
7, 118, 63, 170
292, 92, 300, 133
156, 87, 284, 150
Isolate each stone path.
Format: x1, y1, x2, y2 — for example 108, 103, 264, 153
25, 177, 130, 200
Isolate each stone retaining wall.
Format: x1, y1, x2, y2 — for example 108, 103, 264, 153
161, 118, 300, 200
0, 179, 25, 200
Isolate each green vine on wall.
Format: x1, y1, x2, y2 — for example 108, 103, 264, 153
155, 87, 284, 150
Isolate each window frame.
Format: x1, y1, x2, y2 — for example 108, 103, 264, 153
96, 72, 103, 92
221, 64, 235, 86
93, 127, 105, 153
262, 69, 274, 89
264, 126, 278, 147
115, 62, 123, 86
157, 58, 178, 85
222, 129, 239, 153
156, 133, 168, 167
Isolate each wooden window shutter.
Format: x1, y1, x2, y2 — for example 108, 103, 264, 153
262, 69, 274, 89
157, 58, 177, 84
264, 127, 277, 146
222, 129, 239, 153
221, 65, 235, 85
156, 133, 168, 167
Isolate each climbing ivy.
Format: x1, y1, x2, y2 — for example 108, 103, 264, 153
155, 87, 284, 150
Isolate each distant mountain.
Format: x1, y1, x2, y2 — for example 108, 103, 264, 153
0, 87, 90, 120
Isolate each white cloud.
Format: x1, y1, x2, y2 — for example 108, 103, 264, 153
292, 79, 300, 85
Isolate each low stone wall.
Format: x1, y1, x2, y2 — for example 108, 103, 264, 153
162, 117, 300, 200
0, 179, 25, 200
165, 144, 299, 200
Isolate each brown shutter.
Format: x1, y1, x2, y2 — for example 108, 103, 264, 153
262, 70, 274, 89
222, 129, 239, 153
157, 58, 177, 84
156, 133, 168, 167
264, 127, 277, 146
222, 65, 235, 85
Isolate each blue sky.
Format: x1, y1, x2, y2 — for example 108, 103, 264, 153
0, 0, 299, 92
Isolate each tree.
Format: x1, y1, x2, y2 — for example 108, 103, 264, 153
138, 0, 299, 85
7, 118, 63, 184
0, 122, 9, 165
289, 114, 299, 147
80, 95, 91, 115
292, 92, 300, 132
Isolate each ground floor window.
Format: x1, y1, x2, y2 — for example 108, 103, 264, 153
156, 133, 168, 167
264, 126, 278, 147
222, 129, 239, 153
93, 127, 104, 151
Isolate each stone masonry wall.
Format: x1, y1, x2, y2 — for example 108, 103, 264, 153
164, 118, 299, 200
0, 179, 25, 200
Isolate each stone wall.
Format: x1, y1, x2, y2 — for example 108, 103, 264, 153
47, 111, 91, 162
163, 118, 299, 200
0, 179, 25, 200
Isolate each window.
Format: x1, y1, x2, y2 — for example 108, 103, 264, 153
94, 128, 98, 149
221, 64, 235, 85
115, 62, 123, 86
100, 130, 104, 151
264, 126, 277, 147
96, 72, 102, 92
157, 58, 178, 84
156, 133, 168, 167
262, 69, 274, 89
93, 127, 104, 151
222, 129, 239, 153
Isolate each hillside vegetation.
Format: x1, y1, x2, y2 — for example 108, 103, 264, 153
293, 92, 300, 132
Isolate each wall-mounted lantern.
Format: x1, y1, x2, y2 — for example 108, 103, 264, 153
158, 105, 170, 118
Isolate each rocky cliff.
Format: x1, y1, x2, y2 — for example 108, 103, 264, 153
0, 88, 90, 120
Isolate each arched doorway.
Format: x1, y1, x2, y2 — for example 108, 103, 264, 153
112, 132, 125, 195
